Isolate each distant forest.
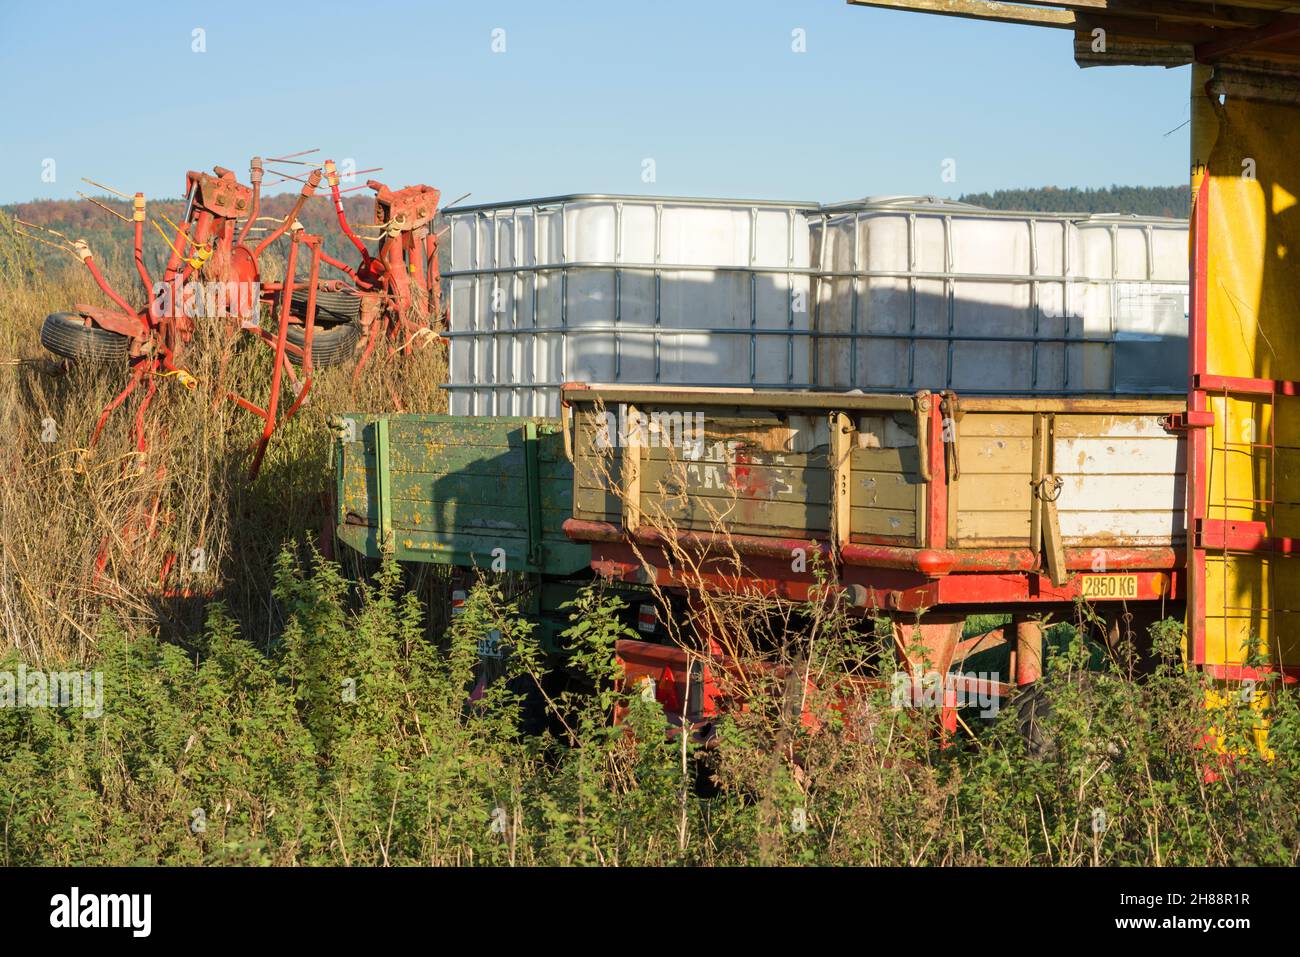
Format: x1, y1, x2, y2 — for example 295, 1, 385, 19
957, 185, 1188, 218
2, 184, 1190, 273
2, 194, 384, 274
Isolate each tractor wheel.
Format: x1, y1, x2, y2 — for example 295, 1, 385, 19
285, 320, 360, 368
39, 312, 129, 363
289, 287, 360, 326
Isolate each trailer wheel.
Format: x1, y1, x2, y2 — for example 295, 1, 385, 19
285, 320, 360, 368
1014, 674, 1108, 760
1013, 681, 1058, 759
39, 312, 129, 363
289, 287, 361, 326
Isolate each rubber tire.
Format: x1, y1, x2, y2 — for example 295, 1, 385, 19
1014, 674, 1105, 760
285, 321, 360, 368
40, 312, 128, 363
1014, 681, 1058, 760
289, 288, 360, 326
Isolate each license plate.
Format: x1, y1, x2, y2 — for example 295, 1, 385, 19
1080, 574, 1139, 600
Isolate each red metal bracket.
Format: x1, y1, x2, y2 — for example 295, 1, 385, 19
1165, 409, 1215, 430
1197, 519, 1299, 555
1195, 373, 1300, 396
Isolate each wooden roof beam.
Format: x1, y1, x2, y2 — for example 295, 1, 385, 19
845, 0, 1076, 29
1196, 12, 1300, 61
1009, 0, 1272, 28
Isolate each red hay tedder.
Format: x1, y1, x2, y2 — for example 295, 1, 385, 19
20, 150, 446, 478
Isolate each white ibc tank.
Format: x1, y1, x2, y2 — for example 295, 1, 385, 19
444, 194, 1190, 414
445, 195, 818, 416
809, 197, 1188, 394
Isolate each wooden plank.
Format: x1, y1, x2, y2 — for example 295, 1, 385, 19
374, 416, 392, 554
538, 476, 575, 511
851, 506, 917, 538
831, 412, 853, 551
1030, 412, 1047, 554
955, 473, 1034, 511
1042, 496, 1068, 586
1197, 12, 1300, 62
650, 495, 830, 536
573, 410, 617, 457
959, 413, 1036, 438
641, 459, 830, 503
949, 411, 1035, 545
568, 386, 916, 413
574, 484, 622, 521
853, 470, 920, 510
388, 418, 529, 448
411, 535, 589, 577
1066, 1, 1274, 29
1055, 435, 1184, 473
622, 403, 643, 530
540, 505, 576, 537
1052, 414, 1176, 439
959, 434, 1035, 472
849, 446, 921, 474
524, 421, 543, 563
388, 502, 531, 535
357, 445, 527, 476
387, 472, 530, 507
957, 397, 1186, 413
957, 511, 1032, 540
536, 427, 569, 463
1058, 511, 1184, 540
956, 403, 1033, 544
846, 0, 1076, 28
1057, 473, 1186, 510
644, 445, 825, 469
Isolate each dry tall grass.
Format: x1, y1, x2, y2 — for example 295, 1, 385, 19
0, 211, 446, 664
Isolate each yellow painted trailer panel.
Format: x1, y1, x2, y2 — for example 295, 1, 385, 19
1192, 86, 1300, 673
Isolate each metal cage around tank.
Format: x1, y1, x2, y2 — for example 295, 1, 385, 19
441, 194, 1190, 417
442, 193, 821, 416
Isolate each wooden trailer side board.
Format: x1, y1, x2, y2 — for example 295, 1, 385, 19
570, 398, 924, 544
568, 388, 1188, 570
335, 413, 590, 575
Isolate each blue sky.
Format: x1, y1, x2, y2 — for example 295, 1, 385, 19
0, 0, 1191, 206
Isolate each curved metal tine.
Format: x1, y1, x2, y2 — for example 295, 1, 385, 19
77, 191, 131, 222
80, 176, 131, 200
266, 148, 320, 162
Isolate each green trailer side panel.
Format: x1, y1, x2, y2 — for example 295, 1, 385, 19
334, 413, 590, 575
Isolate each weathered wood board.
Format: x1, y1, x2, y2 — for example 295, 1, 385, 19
335, 413, 590, 575
571, 401, 923, 543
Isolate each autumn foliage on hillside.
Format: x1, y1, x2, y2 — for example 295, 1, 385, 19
6, 193, 385, 274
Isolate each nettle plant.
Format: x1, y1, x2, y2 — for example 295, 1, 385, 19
1, 547, 1298, 866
